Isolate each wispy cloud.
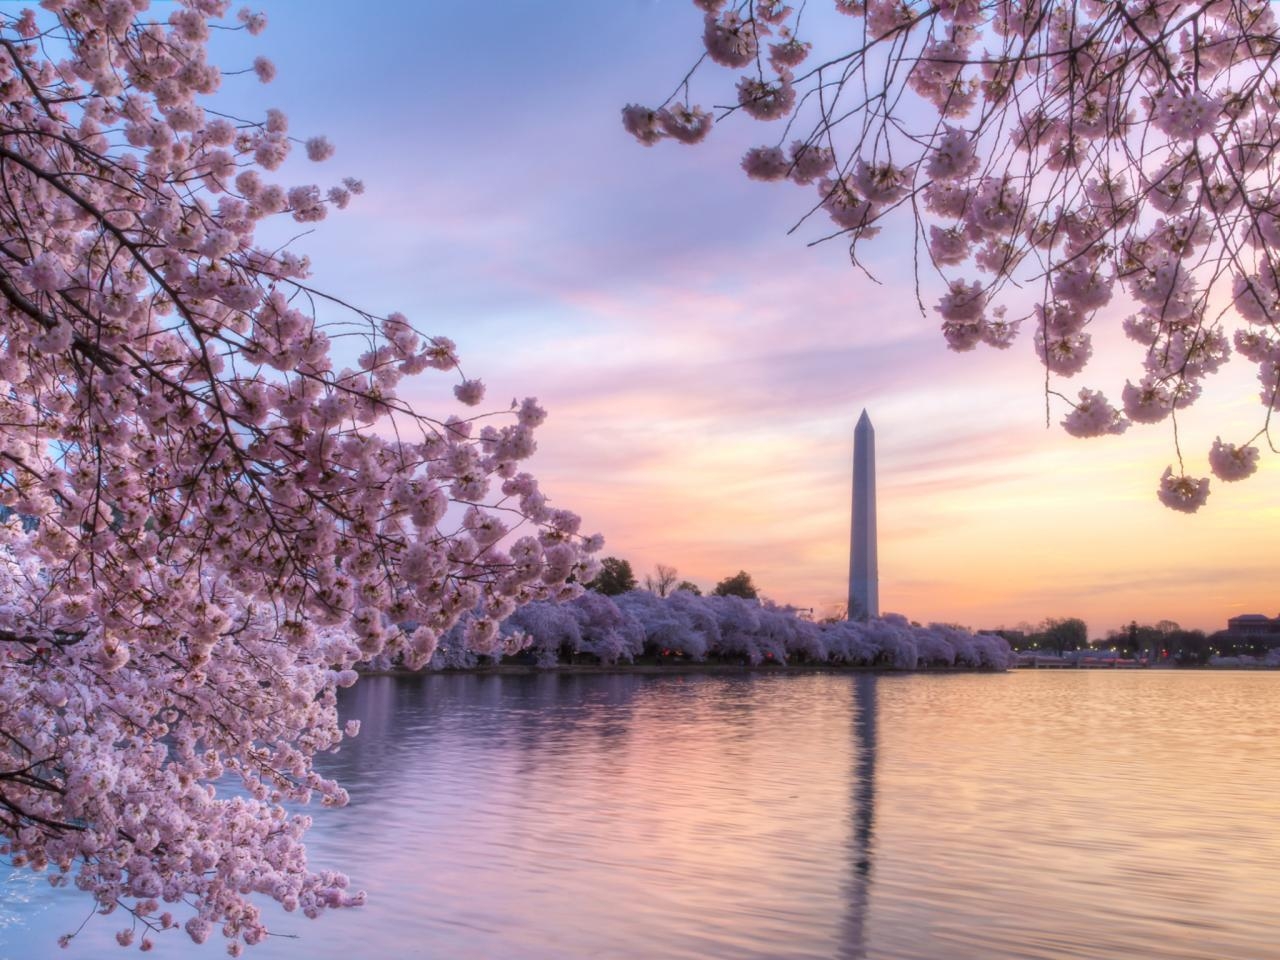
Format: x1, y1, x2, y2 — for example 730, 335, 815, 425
252, 0, 1279, 634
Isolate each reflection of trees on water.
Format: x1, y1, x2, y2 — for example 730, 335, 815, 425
321, 673, 655, 796
321, 672, 767, 803
838, 674, 877, 960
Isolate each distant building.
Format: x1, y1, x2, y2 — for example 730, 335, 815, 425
1209, 613, 1280, 657
1227, 613, 1280, 636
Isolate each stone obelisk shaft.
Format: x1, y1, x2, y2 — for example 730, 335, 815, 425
849, 410, 878, 621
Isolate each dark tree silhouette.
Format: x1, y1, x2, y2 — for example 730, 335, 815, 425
588, 557, 638, 596
713, 570, 759, 599
644, 563, 680, 597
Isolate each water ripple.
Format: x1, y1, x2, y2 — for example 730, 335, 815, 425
4, 671, 1280, 959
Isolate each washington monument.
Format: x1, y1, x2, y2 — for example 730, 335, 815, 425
848, 410, 878, 621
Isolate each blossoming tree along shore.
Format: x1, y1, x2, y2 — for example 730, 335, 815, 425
434, 588, 1016, 671
0, 0, 598, 951
625, 0, 1280, 511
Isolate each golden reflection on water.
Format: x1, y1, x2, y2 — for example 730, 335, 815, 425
4, 670, 1280, 959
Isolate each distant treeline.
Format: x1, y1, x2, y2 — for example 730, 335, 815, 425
996, 618, 1274, 665
387, 590, 1015, 672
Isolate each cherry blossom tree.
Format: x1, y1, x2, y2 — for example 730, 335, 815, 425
0, 0, 598, 951
626, 0, 1280, 511
496, 590, 1014, 668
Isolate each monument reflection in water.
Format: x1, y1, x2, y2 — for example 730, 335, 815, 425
840, 674, 877, 960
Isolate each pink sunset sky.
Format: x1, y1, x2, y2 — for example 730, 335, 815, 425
233, 1, 1277, 637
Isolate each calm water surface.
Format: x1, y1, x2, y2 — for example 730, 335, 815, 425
3, 671, 1280, 959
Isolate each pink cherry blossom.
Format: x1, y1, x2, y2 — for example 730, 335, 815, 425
1051, 262, 1113, 311
1122, 311, 1161, 346
1234, 328, 1278, 363
737, 74, 796, 121
922, 180, 971, 218
237, 7, 267, 35
1208, 438, 1260, 482
1157, 467, 1211, 513
819, 176, 877, 232
1233, 271, 1280, 325
941, 317, 984, 351
22, 252, 67, 293
1150, 87, 1221, 141
980, 307, 1020, 349
757, 1, 794, 26
936, 278, 986, 323
1121, 378, 1174, 424
1061, 388, 1129, 438
852, 158, 910, 204
658, 104, 713, 143
742, 145, 790, 181
929, 225, 970, 265
866, 0, 914, 38
1260, 355, 1280, 410
622, 104, 663, 145
454, 379, 486, 406
306, 136, 335, 161
769, 35, 810, 70
1034, 326, 1092, 377
253, 55, 275, 83
925, 126, 979, 181
702, 11, 759, 68
788, 140, 835, 184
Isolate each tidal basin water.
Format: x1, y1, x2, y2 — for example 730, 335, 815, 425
4, 670, 1280, 959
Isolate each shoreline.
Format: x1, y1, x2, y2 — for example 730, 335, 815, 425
357, 661, 1007, 678
357, 660, 1280, 678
